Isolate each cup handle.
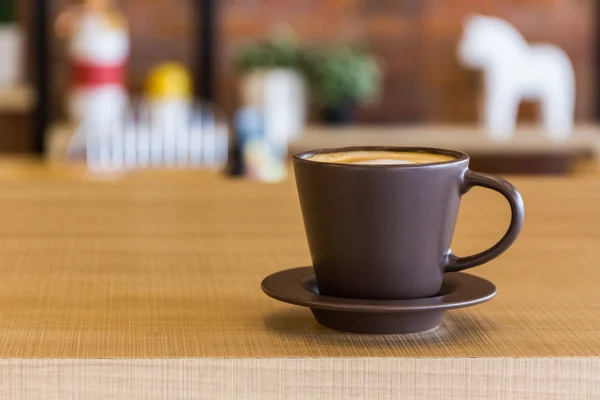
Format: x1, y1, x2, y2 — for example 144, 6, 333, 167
444, 170, 525, 273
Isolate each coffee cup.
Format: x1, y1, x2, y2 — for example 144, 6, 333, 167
293, 147, 524, 300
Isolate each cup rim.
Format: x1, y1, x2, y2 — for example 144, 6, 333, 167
293, 146, 470, 169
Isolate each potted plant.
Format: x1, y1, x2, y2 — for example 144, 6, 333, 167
0, 0, 22, 87
234, 31, 307, 141
304, 46, 381, 125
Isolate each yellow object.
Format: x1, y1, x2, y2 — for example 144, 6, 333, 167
145, 63, 192, 100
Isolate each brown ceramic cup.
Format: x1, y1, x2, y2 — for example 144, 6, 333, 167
293, 146, 524, 300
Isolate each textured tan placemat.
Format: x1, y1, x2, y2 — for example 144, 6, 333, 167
1, 358, 598, 400
0, 162, 598, 359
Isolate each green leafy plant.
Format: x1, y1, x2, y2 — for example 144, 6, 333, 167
234, 35, 382, 119
0, 0, 16, 24
304, 46, 381, 109
235, 34, 303, 73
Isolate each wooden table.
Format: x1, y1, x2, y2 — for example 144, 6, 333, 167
291, 124, 600, 174
0, 160, 599, 399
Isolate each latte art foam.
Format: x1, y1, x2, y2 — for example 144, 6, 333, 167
352, 159, 415, 165
307, 150, 455, 165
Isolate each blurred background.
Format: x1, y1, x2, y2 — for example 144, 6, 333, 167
0, 0, 598, 175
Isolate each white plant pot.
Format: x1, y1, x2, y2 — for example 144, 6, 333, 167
0, 24, 23, 87
239, 69, 306, 143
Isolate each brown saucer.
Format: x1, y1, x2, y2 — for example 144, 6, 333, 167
261, 267, 496, 334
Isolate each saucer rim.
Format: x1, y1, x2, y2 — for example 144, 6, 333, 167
261, 267, 496, 313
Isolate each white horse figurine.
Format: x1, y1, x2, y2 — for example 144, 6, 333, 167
458, 15, 575, 141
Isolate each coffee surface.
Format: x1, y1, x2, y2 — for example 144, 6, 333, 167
307, 150, 455, 165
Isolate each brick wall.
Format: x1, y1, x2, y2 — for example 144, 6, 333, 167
39, 0, 600, 123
